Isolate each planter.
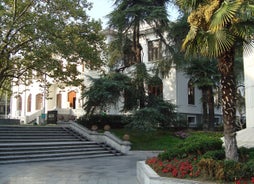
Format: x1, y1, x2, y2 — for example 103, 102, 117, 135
137, 161, 212, 184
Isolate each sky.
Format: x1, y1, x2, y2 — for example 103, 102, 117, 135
87, 0, 114, 28
87, 0, 180, 28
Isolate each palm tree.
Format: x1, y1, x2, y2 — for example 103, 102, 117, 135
183, 58, 220, 131
175, 0, 254, 161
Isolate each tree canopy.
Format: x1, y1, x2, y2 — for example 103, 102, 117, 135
0, 0, 106, 89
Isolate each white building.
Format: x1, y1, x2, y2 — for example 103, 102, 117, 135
243, 41, 254, 128
9, 26, 223, 127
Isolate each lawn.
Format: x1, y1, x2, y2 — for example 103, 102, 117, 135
111, 129, 202, 150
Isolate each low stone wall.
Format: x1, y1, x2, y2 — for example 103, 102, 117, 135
137, 161, 205, 184
60, 121, 131, 154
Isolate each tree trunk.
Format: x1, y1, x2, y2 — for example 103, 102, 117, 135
207, 86, 215, 131
133, 21, 145, 108
201, 88, 209, 130
218, 48, 238, 161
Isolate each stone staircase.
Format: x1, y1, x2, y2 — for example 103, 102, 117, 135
0, 125, 122, 164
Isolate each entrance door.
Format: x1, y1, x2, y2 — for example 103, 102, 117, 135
68, 91, 76, 109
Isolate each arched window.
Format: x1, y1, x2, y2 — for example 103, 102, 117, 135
188, 80, 195, 105
27, 94, 32, 112
68, 91, 76, 109
16, 95, 22, 111
57, 94, 62, 108
36, 93, 43, 110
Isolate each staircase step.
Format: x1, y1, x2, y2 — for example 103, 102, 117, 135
0, 138, 81, 143
0, 147, 109, 158
0, 150, 115, 160
0, 135, 77, 139
0, 147, 106, 155
0, 153, 117, 164
0, 125, 122, 164
0, 144, 100, 151
0, 141, 96, 147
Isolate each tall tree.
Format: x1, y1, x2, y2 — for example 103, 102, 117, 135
0, 0, 105, 89
107, 0, 170, 108
175, 0, 254, 161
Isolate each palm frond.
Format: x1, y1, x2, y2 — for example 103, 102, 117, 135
176, 0, 207, 11
230, 22, 254, 42
211, 29, 236, 56
210, 0, 242, 32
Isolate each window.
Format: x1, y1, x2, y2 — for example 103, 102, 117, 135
188, 80, 195, 105
68, 91, 76, 109
188, 116, 196, 127
148, 85, 163, 97
148, 40, 162, 61
148, 76, 163, 97
57, 94, 62, 108
27, 94, 31, 112
17, 95, 22, 111
214, 117, 221, 126
36, 94, 43, 110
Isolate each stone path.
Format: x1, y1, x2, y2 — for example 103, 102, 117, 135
0, 151, 159, 184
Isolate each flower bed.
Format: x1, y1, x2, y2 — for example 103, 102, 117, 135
137, 161, 208, 184
145, 156, 254, 184
144, 132, 254, 184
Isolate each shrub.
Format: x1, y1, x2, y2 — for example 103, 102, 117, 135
77, 114, 127, 129
242, 159, 254, 179
202, 149, 225, 160
158, 133, 223, 161
126, 107, 163, 132
198, 158, 224, 180
223, 160, 246, 181
182, 134, 223, 154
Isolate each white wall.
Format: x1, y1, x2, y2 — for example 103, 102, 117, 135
244, 42, 254, 128
176, 70, 202, 115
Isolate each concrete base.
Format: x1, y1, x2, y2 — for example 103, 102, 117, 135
136, 161, 210, 184
236, 128, 254, 148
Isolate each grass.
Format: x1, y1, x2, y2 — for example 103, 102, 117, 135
110, 129, 184, 150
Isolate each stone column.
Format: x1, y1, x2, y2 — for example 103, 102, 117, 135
243, 42, 254, 128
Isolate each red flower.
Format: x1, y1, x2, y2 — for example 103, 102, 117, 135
251, 177, 254, 183
235, 179, 241, 184
162, 168, 169, 173
172, 168, 178, 177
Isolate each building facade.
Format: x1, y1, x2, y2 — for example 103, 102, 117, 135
9, 25, 223, 126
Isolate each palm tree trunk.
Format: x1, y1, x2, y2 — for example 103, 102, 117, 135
218, 48, 238, 161
201, 88, 208, 130
207, 86, 215, 131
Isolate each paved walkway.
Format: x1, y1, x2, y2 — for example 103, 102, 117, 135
0, 151, 160, 184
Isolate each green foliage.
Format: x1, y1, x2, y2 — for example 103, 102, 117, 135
238, 147, 254, 162
77, 114, 127, 130
126, 95, 177, 132
111, 129, 182, 150
0, 0, 105, 88
223, 160, 246, 181
146, 96, 177, 129
82, 72, 133, 115
126, 107, 163, 132
158, 132, 223, 160
202, 149, 225, 160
